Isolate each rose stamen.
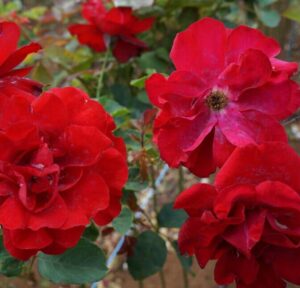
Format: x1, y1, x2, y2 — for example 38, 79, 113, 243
206, 90, 228, 111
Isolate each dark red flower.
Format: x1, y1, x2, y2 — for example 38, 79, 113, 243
0, 21, 42, 95
175, 142, 300, 288
0, 87, 128, 260
146, 18, 300, 177
69, 0, 154, 63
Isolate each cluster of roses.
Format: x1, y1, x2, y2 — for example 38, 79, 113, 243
0, 21, 128, 260
69, 0, 154, 63
146, 18, 300, 288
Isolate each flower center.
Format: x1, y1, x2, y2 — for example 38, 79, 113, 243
206, 90, 228, 111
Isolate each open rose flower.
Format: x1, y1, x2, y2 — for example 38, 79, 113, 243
69, 0, 154, 63
146, 17, 300, 177
0, 21, 42, 95
175, 142, 300, 288
0, 87, 128, 260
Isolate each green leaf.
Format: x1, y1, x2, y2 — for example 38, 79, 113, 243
130, 75, 149, 89
283, 4, 300, 23
22, 6, 47, 20
128, 231, 167, 280
158, 202, 188, 228
255, 6, 281, 27
38, 238, 108, 284
112, 206, 134, 235
125, 180, 148, 192
83, 224, 99, 241
98, 97, 129, 117
172, 241, 192, 272
31, 62, 52, 84
125, 167, 148, 191
256, 0, 278, 7
0, 236, 23, 277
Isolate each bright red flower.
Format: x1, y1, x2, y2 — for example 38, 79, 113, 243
175, 142, 300, 288
146, 17, 300, 177
0, 21, 42, 95
0, 87, 128, 260
69, 0, 154, 63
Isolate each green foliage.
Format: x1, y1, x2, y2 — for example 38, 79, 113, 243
38, 238, 107, 284
283, 4, 300, 23
255, 5, 281, 27
112, 206, 134, 235
83, 224, 100, 241
158, 202, 188, 228
127, 231, 167, 280
0, 237, 23, 277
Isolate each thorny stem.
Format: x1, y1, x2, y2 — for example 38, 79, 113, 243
96, 49, 110, 100
139, 280, 144, 288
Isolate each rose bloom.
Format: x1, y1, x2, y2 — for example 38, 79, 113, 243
69, 0, 154, 63
0, 21, 42, 95
175, 142, 300, 288
0, 87, 128, 260
146, 17, 300, 177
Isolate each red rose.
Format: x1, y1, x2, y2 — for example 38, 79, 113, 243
146, 17, 300, 177
175, 142, 300, 288
0, 21, 42, 95
0, 87, 128, 260
69, 0, 154, 63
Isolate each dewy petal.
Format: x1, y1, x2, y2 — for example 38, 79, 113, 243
59, 125, 112, 167
27, 195, 68, 230
215, 250, 259, 286
226, 25, 280, 64
241, 110, 288, 143
63, 170, 110, 226
170, 17, 226, 82
255, 181, 300, 212
3, 229, 38, 260
69, 24, 107, 52
0, 42, 41, 77
184, 130, 217, 177
271, 58, 298, 77
156, 110, 216, 167
32, 92, 68, 134
0, 22, 20, 66
223, 210, 267, 256
112, 37, 145, 63
82, 0, 106, 23
49, 226, 85, 249
218, 106, 257, 146
215, 142, 300, 191
213, 126, 235, 167
146, 71, 208, 110
218, 108, 287, 147
0, 198, 26, 230
129, 17, 155, 34
100, 7, 133, 35
238, 79, 297, 120
8, 228, 52, 250
219, 49, 272, 93
95, 147, 128, 191
174, 183, 217, 213
93, 193, 122, 226
271, 248, 300, 285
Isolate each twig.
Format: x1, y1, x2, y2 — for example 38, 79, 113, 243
96, 50, 110, 99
